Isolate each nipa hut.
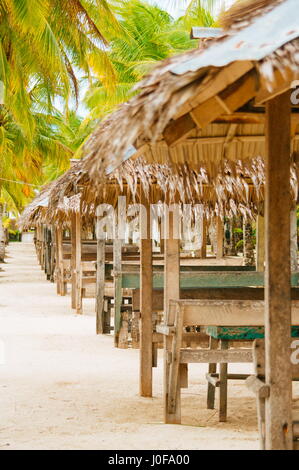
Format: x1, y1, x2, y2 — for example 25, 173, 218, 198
78, 0, 299, 450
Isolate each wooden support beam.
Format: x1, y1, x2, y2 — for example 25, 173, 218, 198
290, 208, 298, 272
71, 215, 76, 310
256, 214, 265, 272
163, 113, 196, 147
164, 71, 258, 147
139, 190, 153, 397
96, 239, 105, 334
56, 226, 65, 295
200, 217, 207, 259
113, 228, 122, 347
264, 91, 293, 450
190, 72, 257, 130
164, 212, 181, 423
50, 225, 55, 282
216, 217, 224, 259
75, 212, 82, 314
175, 61, 253, 119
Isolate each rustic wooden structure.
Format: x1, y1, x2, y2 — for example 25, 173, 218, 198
246, 339, 299, 450
81, 0, 299, 450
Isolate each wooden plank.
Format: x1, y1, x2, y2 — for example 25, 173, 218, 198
96, 240, 105, 334
163, 114, 196, 146
175, 61, 254, 119
132, 286, 299, 312
190, 72, 257, 130
180, 348, 252, 363
164, 71, 257, 146
139, 192, 153, 397
265, 91, 293, 450
170, 299, 299, 327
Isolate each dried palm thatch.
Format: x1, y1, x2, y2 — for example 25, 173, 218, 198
82, 0, 299, 181
18, 183, 54, 230
220, 0, 284, 30
20, 151, 299, 229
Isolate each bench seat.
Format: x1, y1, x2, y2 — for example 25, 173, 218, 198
205, 326, 299, 340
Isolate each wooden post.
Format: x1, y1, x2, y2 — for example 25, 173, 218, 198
75, 212, 82, 314
200, 216, 207, 259
264, 91, 293, 450
164, 211, 181, 423
71, 212, 82, 314
290, 208, 298, 272
45, 227, 52, 280
96, 239, 105, 334
56, 226, 65, 295
216, 216, 223, 259
50, 225, 55, 282
71, 215, 76, 309
113, 223, 122, 347
139, 190, 153, 397
256, 214, 265, 272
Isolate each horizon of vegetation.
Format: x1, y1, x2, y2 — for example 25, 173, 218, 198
0, 0, 234, 253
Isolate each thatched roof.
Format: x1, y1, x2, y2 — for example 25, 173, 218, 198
18, 183, 53, 230
82, 0, 299, 180
20, 152, 299, 229
20, 0, 299, 229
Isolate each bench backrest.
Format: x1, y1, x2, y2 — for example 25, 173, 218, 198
168, 299, 299, 327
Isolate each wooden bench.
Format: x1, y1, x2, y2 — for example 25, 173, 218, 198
246, 339, 299, 450
108, 268, 299, 348
111, 268, 262, 347
157, 297, 299, 425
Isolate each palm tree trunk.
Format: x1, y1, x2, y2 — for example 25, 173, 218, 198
0, 203, 6, 262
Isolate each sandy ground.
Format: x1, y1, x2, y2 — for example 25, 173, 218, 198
0, 242, 260, 450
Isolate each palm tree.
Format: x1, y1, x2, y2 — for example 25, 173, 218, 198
0, 105, 94, 259
84, 0, 218, 119
0, 0, 121, 130
0, 0, 122, 259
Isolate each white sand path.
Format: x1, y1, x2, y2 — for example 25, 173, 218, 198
0, 242, 259, 450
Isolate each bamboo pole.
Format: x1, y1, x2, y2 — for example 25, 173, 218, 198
264, 91, 293, 450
